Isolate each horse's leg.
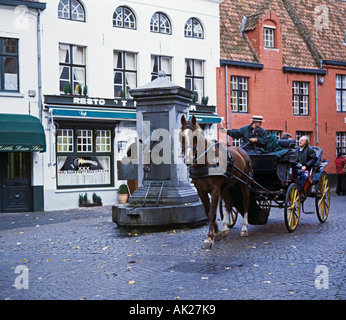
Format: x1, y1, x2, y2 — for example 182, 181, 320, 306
203, 188, 221, 248
196, 189, 213, 248
215, 189, 232, 241
240, 184, 250, 237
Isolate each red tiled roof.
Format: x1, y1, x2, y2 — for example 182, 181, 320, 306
220, 0, 346, 67
289, 0, 346, 63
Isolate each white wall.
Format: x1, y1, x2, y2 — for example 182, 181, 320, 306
0, 4, 45, 191
40, 0, 222, 210
0, 5, 40, 116
41, 0, 221, 102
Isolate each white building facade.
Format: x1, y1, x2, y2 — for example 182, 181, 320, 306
7, 0, 223, 211
0, 0, 46, 213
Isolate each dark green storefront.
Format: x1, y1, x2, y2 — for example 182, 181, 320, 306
0, 114, 46, 213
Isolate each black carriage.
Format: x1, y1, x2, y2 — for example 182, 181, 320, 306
219, 139, 330, 233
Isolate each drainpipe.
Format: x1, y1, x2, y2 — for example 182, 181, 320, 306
37, 9, 43, 122
225, 64, 229, 145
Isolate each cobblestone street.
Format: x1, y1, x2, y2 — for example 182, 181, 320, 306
0, 194, 345, 300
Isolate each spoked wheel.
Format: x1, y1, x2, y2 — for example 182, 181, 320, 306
315, 171, 330, 223
284, 183, 301, 233
219, 198, 238, 228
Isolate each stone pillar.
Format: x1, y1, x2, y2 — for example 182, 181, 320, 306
112, 72, 205, 231
129, 71, 199, 205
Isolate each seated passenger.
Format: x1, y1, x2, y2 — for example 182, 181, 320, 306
293, 136, 318, 192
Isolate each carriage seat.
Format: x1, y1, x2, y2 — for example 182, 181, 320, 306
278, 139, 296, 148
311, 146, 323, 167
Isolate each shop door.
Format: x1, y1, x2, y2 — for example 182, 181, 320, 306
0, 153, 32, 213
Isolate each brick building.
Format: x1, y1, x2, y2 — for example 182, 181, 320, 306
217, 0, 346, 175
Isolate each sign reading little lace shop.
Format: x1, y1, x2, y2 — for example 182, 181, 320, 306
0, 145, 45, 152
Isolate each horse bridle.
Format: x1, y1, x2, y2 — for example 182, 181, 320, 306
180, 123, 224, 168
180, 122, 200, 166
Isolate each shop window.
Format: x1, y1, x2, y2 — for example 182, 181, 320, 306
113, 6, 136, 29
184, 18, 204, 39
77, 129, 92, 152
150, 12, 171, 34
293, 82, 309, 115
0, 38, 19, 92
336, 74, 346, 112
96, 130, 111, 152
58, 0, 85, 22
56, 126, 113, 188
230, 76, 248, 113
57, 129, 74, 152
185, 59, 204, 103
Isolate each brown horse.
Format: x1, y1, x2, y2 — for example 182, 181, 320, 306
180, 115, 252, 249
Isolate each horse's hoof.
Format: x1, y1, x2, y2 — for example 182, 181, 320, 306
240, 230, 248, 237
214, 231, 223, 241
202, 238, 213, 249
214, 230, 230, 241
223, 229, 230, 237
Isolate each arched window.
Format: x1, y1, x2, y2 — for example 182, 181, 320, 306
58, 0, 85, 22
113, 6, 136, 29
150, 12, 171, 34
184, 18, 204, 39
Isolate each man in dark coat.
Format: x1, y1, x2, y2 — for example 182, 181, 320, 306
294, 135, 318, 192
220, 115, 268, 154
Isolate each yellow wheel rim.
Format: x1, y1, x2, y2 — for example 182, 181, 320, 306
285, 184, 301, 232
316, 172, 330, 222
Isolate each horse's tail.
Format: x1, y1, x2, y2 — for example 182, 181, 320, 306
237, 147, 253, 179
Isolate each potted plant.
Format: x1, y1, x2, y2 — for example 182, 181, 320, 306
79, 192, 102, 207
201, 96, 209, 105
118, 183, 129, 204
63, 82, 72, 95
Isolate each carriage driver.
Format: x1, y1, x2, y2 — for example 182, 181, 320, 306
220, 115, 268, 154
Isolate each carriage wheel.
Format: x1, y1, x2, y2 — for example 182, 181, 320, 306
315, 171, 330, 223
284, 183, 301, 233
219, 198, 238, 228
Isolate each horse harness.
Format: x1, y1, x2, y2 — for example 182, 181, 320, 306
181, 126, 272, 195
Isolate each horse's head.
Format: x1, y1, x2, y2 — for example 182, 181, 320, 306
180, 115, 203, 166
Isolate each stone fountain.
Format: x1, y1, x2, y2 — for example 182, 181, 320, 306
112, 72, 206, 232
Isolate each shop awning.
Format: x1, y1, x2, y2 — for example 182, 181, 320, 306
189, 113, 222, 124
47, 106, 136, 121
0, 114, 46, 152
47, 106, 221, 124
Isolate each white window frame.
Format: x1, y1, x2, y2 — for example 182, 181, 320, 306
264, 27, 275, 48
293, 81, 309, 116
336, 74, 346, 112
230, 76, 248, 113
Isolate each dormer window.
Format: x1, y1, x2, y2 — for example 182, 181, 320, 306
264, 27, 275, 48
